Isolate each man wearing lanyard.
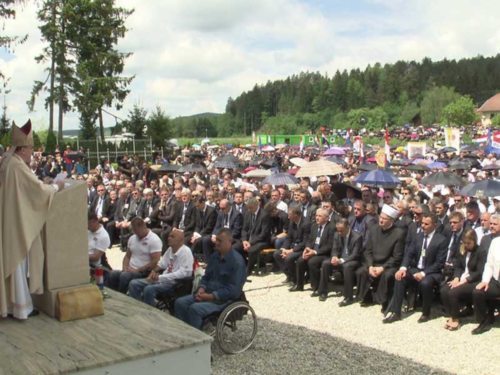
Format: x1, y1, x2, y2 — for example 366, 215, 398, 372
383, 213, 448, 323
443, 211, 465, 281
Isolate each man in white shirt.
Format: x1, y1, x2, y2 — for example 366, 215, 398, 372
88, 213, 111, 269
106, 217, 162, 293
128, 229, 193, 306
472, 236, 500, 334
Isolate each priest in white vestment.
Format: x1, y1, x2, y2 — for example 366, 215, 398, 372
0, 120, 64, 319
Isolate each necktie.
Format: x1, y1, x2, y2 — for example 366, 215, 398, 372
314, 226, 322, 250
423, 235, 428, 251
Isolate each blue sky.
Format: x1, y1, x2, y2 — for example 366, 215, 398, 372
0, 0, 499, 131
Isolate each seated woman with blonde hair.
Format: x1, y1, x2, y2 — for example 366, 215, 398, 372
440, 229, 487, 330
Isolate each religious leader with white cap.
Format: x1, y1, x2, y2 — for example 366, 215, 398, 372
355, 204, 405, 310
0, 120, 65, 320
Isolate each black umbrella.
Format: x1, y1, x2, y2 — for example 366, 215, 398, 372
405, 164, 430, 172
421, 172, 465, 186
460, 180, 500, 198
482, 163, 500, 171
461, 144, 479, 152
325, 156, 348, 166
177, 163, 207, 174
249, 157, 265, 167
390, 159, 411, 166
331, 182, 362, 200
354, 169, 401, 188
438, 146, 457, 153
261, 158, 278, 169
214, 155, 242, 170
262, 172, 298, 186
188, 151, 205, 159
358, 163, 377, 171
158, 163, 180, 173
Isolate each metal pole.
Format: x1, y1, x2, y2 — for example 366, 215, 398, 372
144, 147, 146, 159
87, 149, 90, 171
161, 146, 164, 159
76, 137, 79, 150
96, 136, 100, 166
107, 148, 110, 161
115, 142, 118, 159
133, 136, 136, 155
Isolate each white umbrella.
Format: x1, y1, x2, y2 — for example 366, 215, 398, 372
290, 157, 308, 167
296, 159, 344, 178
243, 169, 271, 178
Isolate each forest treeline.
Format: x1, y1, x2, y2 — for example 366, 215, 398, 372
171, 54, 500, 138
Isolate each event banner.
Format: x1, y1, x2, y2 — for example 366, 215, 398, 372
444, 127, 461, 152
407, 142, 427, 159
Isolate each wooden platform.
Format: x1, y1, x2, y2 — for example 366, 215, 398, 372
0, 289, 212, 375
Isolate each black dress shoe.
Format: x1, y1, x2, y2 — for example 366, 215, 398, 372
319, 294, 327, 301
338, 298, 354, 307
382, 312, 401, 324
472, 321, 492, 335
289, 285, 304, 292
417, 314, 430, 323
310, 290, 319, 297
28, 309, 40, 317
360, 300, 371, 307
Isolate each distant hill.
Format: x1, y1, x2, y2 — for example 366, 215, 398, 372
172, 112, 222, 121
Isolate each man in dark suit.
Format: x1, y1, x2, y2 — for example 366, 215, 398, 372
89, 184, 110, 222
191, 196, 217, 254
273, 206, 311, 283
141, 188, 160, 229
173, 189, 196, 245
348, 200, 371, 247
318, 218, 362, 304
356, 204, 405, 308
241, 197, 272, 275
200, 198, 243, 260
434, 200, 451, 237
464, 201, 481, 231
289, 208, 335, 293
443, 211, 465, 281
479, 214, 499, 252
87, 176, 97, 207
109, 188, 130, 248
299, 189, 317, 223
383, 213, 448, 323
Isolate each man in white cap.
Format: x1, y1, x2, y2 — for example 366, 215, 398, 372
356, 204, 405, 310
0, 120, 65, 319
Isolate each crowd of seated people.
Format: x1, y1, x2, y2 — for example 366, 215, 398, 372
18, 146, 490, 334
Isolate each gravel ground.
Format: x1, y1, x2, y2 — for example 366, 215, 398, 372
106, 246, 500, 375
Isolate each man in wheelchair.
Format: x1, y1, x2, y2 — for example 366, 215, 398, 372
128, 229, 193, 306
175, 228, 246, 329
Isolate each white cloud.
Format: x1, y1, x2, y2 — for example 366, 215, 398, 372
0, 0, 500, 131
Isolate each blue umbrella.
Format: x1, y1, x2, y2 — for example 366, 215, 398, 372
460, 179, 500, 198
354, 169, 401, 188
427, 161, 447, 169
262, 172, 299, 186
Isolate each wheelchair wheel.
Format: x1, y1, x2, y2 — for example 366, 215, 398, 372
215, 301, 257, 354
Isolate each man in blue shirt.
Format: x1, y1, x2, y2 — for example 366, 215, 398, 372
174, 228, 246, 329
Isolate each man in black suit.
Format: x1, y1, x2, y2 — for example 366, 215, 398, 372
464, 201, 481, 231
479, 214, 499, 252
241, 197, 272, 275
289, 208, 335, 293
434, 200, 450, 237
89, 184, 110, 223
443, 211, 465, 281
348, 200, 371, 247
200, 198, 243, 260
318, 218, 362, 304
299, 189, 317, 223
383, 213, 448, 323
273, 206, 311, 283
174, 189, 196, 245
86, 176, 97, 207
191, 196, 217, 254
141, 188, 160, 229
356, 204, 405, 308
